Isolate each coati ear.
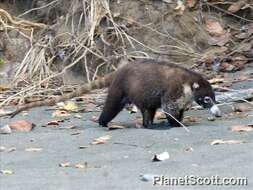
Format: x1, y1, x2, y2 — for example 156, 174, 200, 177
192, 82, 199, 90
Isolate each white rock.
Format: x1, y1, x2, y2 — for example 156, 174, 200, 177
0, 125, 12, 134
152, 151, 170, 161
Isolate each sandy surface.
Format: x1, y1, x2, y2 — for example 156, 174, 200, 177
0, 102, 252, 190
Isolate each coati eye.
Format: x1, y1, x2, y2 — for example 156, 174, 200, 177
204, 96, 211, 103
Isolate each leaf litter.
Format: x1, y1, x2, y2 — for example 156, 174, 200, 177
91, 135, 111, 145
46, 120, 64, 126
59, 162, 99, 169
25, 147, 43, 152
231, 124, 253, 132
8, 120, 35, 132
0, 170, 14, 175
52, 110, 71, 118
108, 124, 126, 130
56, 101, 78, 112
210, 139, 246, 145
232, 103, 253, 112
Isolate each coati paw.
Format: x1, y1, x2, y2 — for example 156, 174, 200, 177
172, 124, 182, 128
143, 124, 156, 129
168, 121, 181, 128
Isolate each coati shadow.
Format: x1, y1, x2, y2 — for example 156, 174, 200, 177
110, 121, 189, 130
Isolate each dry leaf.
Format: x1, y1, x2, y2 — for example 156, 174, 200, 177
186, 0, 196, 8
208, 78, 224, 84
205, 18, 225, 36
235, 32, 249, 39
155, 111, 166, 120
183, 116, 198, 123
247, 23, 253, 34
208, 32, 231, 46
232, 103, 253, 112
8, 120, 35, 132
90, 116, 99, 123
228, 1, 245, 13
74, 114, 82, 118
71, 132, 81, 136
52, 110, 70, 118
231, 124, 253, 132
91, 135, 111, 145
232, 56, 248, 69
0, 85, 10, 92
74, 164, 86, 169
0, 109, 10, 115
135, 117, 143, 128
59, 125, 76, 130
113, 12, 120, 18
129, 105, 138, 113
47, 120, 62, 126
25, 148, 43, 152
220, 62, 236, 72
7, 147, 16, 153
174, 0, 185, 15
63, 101, 78, 111
232, 75, 249, 82
59, 162, 71, 167
210, 139, 246, 145
0, 170, 14, 175
135, 117, 142, 124
162, 0, 172, 3
108, 124, 125, 130
184, 147, 194, 152
0, 125, 12, 134
59, 162, 87, 169
0, 146, 16, 152
152, 152, 170, 161
79, 145, 90, 149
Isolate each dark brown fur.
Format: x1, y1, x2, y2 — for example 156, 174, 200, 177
99, 60, 215, 127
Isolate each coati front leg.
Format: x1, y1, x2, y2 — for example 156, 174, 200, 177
165, 109, 184, 127
98, 88, 127, 127
141, 108, 156, 128
161, 97, 184, 127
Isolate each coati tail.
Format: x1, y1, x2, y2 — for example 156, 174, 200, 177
9, 72, 115, 118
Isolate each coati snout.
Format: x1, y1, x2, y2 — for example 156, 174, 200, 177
99, 59, 221, 128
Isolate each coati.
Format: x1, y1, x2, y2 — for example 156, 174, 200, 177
7, 59, 221, 127
98, 60, 221, 127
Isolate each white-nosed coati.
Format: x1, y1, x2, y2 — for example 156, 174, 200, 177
8, 59, 221, 127
98, 59, 221, 127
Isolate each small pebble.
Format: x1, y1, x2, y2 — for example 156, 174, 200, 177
207, 116, 215, 121
0, 125, 12, 134
0, 146, 6, 152
140, 174, 157, 182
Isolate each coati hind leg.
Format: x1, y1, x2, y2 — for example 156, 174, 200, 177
98, 89, 128, 127
141, 108, 156, 128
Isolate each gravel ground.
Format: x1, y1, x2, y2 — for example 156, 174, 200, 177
0, 103, 252, 190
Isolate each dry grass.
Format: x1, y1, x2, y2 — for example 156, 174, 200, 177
1, 0, 201, 107
1, 0, 251, 108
